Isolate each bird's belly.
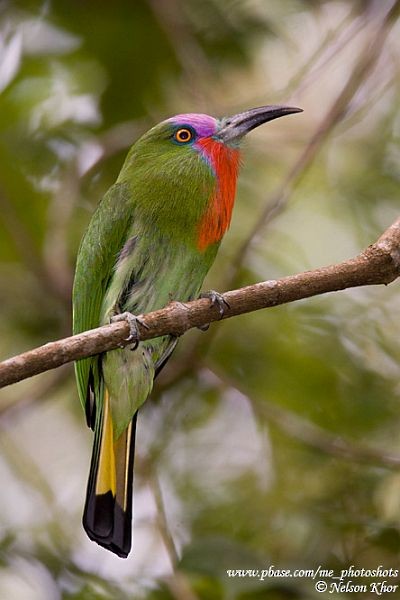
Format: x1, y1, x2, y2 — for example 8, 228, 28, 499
119, 247, 211, 316
100, 241, 216, 431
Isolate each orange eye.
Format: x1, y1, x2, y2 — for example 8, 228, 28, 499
174, 128, 194, 143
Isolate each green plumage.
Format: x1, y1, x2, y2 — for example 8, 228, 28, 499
72, 120, 219, 557
73, 123, 218, 430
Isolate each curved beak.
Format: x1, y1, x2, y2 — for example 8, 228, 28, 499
217, 105, 303, 143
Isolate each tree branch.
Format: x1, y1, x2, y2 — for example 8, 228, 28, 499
0, 216, 399, 389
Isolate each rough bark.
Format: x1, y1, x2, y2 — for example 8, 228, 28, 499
0, 217, 399, 389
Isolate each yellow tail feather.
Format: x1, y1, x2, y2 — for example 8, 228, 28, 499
96, 389, 116, 496
83, 387, 137, 558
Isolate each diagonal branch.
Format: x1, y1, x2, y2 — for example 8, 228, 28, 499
0, 216, 399, 390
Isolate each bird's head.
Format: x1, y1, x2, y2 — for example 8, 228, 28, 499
120, 106, 302, 250
135, 104, 302, 156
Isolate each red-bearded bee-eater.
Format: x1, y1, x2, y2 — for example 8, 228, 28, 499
73, 105, 302, 557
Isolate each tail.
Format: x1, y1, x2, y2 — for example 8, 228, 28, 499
83, 389, 137, 558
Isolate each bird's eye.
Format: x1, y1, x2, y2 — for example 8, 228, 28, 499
174, 128, 194, 144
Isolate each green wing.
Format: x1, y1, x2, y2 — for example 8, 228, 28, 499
72, 182, 133, 422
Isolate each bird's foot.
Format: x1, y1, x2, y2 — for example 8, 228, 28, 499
200, 290, 230, 317
111, 312, 149, 350
198, 290, 230, 331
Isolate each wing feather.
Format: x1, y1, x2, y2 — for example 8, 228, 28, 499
72, 183, 134, 418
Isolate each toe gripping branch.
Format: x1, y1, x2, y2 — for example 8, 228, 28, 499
199, 290, 230, 331
111, 312, 149, 350
111, 292, 229, 343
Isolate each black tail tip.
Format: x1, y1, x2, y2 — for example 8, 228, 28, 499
83, 491, 132, 558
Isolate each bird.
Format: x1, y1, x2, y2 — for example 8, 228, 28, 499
72, 105, 302, 558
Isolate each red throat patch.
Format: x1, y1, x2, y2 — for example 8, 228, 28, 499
196, 138, 240, 251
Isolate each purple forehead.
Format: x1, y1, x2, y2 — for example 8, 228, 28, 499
168, 113, 217, 137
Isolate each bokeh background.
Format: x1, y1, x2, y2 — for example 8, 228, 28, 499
0, 0, 400, 598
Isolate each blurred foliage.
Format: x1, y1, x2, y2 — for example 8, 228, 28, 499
0, 0, 400, 599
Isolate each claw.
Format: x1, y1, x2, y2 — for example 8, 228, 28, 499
197, 290, 230, 331
200, 290, 230, 318
111, 312, 148, 350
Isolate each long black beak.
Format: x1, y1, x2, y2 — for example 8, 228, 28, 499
217, 105, 303, 143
